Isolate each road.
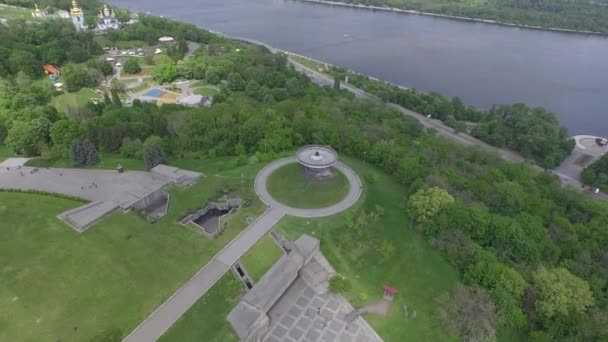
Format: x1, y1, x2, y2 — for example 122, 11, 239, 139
123, 158, 362, 341
288, 57, 608, 201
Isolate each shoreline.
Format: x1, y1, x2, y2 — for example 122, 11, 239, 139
294, 0, 607, 36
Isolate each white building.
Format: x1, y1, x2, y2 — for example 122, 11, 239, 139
69, 0, 86, 31
178, 95, 213, 107
97, 4, 119, 31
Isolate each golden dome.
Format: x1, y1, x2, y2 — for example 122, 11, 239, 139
70, 0, 83, 16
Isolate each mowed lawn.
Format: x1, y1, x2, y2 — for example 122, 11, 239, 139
159, 274, 241, 342
240, 233, 284, 282
274, 158, 460, 342
0, 157, 268, 342
266, 163, 350, 209
0, 4, 34, 20
193, 86, 220, 97
51, 88, 100, 114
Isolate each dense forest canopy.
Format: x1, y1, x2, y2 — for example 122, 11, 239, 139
582, 154, 608, 192
329, 0, 608, 33
0, 19, 101, 78
0, 13, 606, 342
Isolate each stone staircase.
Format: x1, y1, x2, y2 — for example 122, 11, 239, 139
345, 307, 368, 323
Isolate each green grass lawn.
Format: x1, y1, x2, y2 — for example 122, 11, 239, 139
0, 4, 34, 20
266, 162, 350, 209
51, 88, 100, 114
239, 233, 284, 282
159, 274, 241, 342
193, 86, 220, 97
273, 157, 460, 342
0, 156, 268, 342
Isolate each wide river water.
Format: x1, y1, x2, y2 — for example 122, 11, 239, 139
109, 0, 608, 135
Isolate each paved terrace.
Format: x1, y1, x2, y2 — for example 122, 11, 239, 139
0, 159, 201, 231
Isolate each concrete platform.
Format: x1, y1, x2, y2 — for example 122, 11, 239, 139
0, 162, 203, 231
58, 200, 119, 232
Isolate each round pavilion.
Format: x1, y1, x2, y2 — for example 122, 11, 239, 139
296, 145, 338, 177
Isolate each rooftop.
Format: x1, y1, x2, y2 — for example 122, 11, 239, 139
296, 145, 338, 169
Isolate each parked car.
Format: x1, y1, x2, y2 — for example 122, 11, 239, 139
595, 137, 607, 146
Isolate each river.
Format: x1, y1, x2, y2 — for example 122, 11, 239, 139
108, 0, 608, 136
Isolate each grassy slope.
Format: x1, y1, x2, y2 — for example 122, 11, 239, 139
0, 157, 267, 342
159, 274, 241, 342
266, 163, 350, 209
274, 157, 460, 342
0, 4, 33, 20
240, 233, 284, 282
51, 88, 100, 114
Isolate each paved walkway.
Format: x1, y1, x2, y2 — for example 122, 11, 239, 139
255, 157, 362, 218
124, 159, 362, 341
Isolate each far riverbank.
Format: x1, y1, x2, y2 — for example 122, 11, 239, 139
295, 0, 607, 36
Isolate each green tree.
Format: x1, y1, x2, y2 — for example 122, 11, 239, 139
152, 63, 177, 84
408, 187, 455, 224
246, 80, 261, 98
86, 59, 113, 76
227, 72, 245, 91
5, 121, 40, 156
122, 58, 141, 74
70, 139, 100, 167
143, 135, 166, 170
436, 284, 499, 342
205, 68, 220, 84
50, 120, 84, 146
120, 138, 143, 159
533, 268, 594, 319
62, 64, 96, 92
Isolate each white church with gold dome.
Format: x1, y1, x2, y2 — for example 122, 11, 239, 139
68, 1, 121, 31
69, 0, 86, 31
97, 4, 120, 30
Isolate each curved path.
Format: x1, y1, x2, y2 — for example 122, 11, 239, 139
124, 158, 361, 342
255, 157, 362, 218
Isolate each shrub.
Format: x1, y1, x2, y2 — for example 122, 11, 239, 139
364, 172, 377, 184
122, 58, 141, 74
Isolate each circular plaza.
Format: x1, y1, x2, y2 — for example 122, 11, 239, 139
255, 147, 362, 217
